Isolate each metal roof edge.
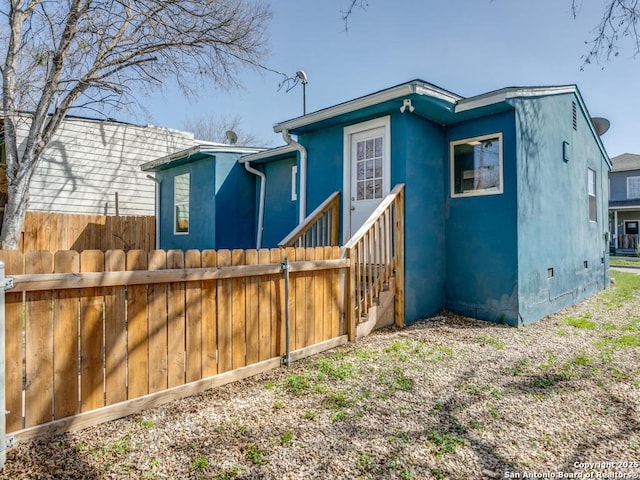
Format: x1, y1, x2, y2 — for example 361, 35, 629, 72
239, 144, 297, 163
141, 144, 262, 171
272, 80, 462, 133
455, 85, 577, 113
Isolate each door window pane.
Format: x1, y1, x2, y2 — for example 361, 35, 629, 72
356, 136, 384, 200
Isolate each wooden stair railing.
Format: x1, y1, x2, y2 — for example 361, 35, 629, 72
344, 184, 405, 341
278, 192, 340, 248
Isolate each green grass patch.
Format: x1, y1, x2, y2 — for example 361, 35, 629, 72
478, 334, 504, 350
610, 258, 640, 267
423, 345, 454, 363
597, 334, 640, 348
565, 313, 596, 330
426, 431, 465, 458
280, 373, 312, 394
600, 271, 640, 307
325, 390, 350, 409
137, 418, 155, 428
191, 456, 208, 469
245, 445, 268, 466
314, 357, 355, 381
302, 410, 317, 420
213, 466, 241, 480
355, 451, 373, 471
280, 430, 293, 445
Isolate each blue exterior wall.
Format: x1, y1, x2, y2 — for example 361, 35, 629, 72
444, 110, 519, 325
215, 153, 256, 250
260, 156, 298, 248
156, 153, 256, 251
298, 109, 447, 323
512, 94, 610, 324
391, 113, 446, 322
156, 157, 216, 251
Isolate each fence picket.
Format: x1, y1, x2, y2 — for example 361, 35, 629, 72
201, 250, 218, 377
258, 249, 272, 361
231, 249, 246, 370
294, 247, 305, 350
53, 251, 80, 420
185, 250, 202, 382
105, 250, 127, 405
0, 251, 25, 432
216, 250, 232, 373
305, 247, 316, 348
167, 250, 186, 388
24, 251, 53, 427
245, 250, 259, 366
148, 251, 168, 393
269, 248, 283, 358
126, 250, 149, 399
79, 250, 105, 412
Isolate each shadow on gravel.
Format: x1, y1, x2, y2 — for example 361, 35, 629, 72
1, 435, 102, 480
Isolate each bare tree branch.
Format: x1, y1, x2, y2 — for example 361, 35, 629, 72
574, 0, 640, 67
184, 114, 264, 146
0, 0, 275, 248
341, 0, 368, 31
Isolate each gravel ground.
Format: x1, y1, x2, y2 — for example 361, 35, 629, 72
2, 271, 639, 480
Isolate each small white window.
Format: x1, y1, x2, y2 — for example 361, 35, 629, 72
450, 133, 503, 197
174, 173, 190, 234
588, 168, 596, 222
291, 165, 298, 201
627, 176, 640, 199
626, 221, 639, 235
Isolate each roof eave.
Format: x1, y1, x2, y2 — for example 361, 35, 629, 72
272, 80, 462, 133
239, 144, 298, 163
141, 144, 263, 171
456, 85, 611, 168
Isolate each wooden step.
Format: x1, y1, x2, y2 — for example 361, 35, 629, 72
356, 277, 396, 339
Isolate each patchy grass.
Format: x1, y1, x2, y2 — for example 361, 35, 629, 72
425, 431, 465, 458
565, 313, 596, 329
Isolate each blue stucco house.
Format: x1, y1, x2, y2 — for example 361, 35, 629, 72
141, 143, 262, 251
144, 79, 611, 326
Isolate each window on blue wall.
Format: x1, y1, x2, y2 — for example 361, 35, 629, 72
450, 133, 503, 197
588, 168, 596, 222
174, 173, 190, 234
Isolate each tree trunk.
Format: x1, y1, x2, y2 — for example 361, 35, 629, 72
0, 174, 29, 250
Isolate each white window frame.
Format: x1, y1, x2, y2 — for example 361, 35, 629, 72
588, 168, 597, 223
625, 220, 639, 235
174, 172, 190, 235
627, 176, 640, 199
450, 132, 503, 198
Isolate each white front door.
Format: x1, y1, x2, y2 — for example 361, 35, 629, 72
344, 117, 391, 240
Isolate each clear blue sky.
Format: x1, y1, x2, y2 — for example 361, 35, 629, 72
130, 0, 640, 158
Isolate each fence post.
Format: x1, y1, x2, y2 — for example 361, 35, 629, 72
0, 261, 13, 470
281, 257, 291, 367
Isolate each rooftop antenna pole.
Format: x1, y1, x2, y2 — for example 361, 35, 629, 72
296, 71, 308, 115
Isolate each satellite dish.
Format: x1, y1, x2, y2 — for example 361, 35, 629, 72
591, 117, 610, 136
225, 130, 238, 145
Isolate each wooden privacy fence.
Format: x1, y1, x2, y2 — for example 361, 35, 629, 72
19, 212, 155, 254
0, 246, 347, 441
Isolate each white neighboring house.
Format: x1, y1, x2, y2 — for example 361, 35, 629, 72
1, 115, 199, 217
